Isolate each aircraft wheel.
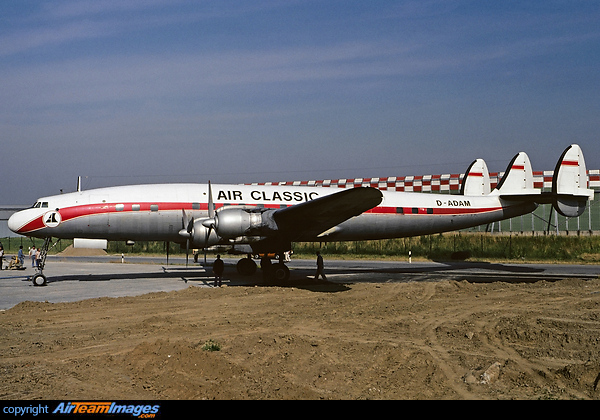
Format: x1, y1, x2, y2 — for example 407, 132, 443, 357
32, 274, 47, 287
236, 258, 257, 276
273, 264, 290, 282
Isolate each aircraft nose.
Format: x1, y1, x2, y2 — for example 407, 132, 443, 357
8, 210, 26, 234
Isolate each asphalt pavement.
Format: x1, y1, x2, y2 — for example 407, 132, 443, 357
1, 255, 599, 310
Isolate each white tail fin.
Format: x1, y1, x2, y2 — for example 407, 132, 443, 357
553, 144, 594, 217
461, 158, 491, 196
491, 151, 539, 196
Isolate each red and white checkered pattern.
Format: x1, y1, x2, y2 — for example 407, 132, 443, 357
249, 169, 600, 192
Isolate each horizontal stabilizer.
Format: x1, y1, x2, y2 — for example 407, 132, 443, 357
461, 158, 491, 196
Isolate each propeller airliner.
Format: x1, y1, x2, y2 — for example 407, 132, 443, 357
8, 144, 594, 286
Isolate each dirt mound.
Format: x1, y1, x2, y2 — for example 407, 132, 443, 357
58, 245, 108, 257
1, 279, 599, 399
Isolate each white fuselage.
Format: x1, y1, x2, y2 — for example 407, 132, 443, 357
8, 183, 536, 244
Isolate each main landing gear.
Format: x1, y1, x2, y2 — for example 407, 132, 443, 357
235, 254, 291, 282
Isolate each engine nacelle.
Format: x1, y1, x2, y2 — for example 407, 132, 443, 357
214, 207, 276, 240
190, 220, 220, 248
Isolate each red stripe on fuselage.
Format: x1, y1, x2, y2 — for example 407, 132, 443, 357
56, 202, 502, 217
382, 206, 502, 215
16, 216, 46, 234
17, 201, 505, 235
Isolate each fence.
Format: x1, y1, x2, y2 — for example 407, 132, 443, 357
465, 195, 600, 235
262, 169, 600, 234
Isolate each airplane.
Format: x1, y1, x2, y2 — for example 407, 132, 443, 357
8, 144, 594, 286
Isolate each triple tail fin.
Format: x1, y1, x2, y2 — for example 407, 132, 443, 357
461, 158, 491, 196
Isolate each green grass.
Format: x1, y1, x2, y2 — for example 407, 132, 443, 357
292, 233, 600, 263
0, 237, 185, 256
2, 233, 600, 264
200, 339, 221, 352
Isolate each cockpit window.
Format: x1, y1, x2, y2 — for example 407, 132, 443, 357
31, 202, 49, 208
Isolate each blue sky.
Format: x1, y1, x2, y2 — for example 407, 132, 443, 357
1, 0, 599, 204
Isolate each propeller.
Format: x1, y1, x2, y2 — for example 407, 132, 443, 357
180, 209, 194, 267
178, 181, 217, 267
202, 181, 216, 265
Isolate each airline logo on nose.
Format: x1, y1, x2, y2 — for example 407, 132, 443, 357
43, 211, 62, 228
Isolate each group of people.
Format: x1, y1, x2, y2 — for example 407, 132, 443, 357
0, 244, 42, 270
210, 251, 327, 286
29, 246, 42, 268
0, 244, 21, 270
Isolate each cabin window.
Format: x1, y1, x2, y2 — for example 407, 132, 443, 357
150, 204, 159, 212
192, 202, 200, 210
132, 204, 140, 211
116, 204, 125, 211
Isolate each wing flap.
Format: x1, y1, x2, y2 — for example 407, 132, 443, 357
273, 187, 383, 240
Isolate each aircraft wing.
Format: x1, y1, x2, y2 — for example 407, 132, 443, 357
272, 187, 383, 240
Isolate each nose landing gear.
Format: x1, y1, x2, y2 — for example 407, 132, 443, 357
31, 237, 54, 286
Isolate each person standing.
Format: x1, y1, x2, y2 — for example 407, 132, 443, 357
18, 246, 24, 267
0, 245, 4, 270
212, 255, 225, 287
314, 251, 327, 281
29, 246, 36, 268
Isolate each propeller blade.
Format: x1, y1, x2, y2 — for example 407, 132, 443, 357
181, 209, 195, 267
182, 208, 188, 226
179, 209, 194, 238
204, 228, 209, 266
186, 238, 190, 267
208, 181, 215, 219
203, 181, 216, 266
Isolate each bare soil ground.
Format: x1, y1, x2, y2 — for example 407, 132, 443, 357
1, 277, 600, 400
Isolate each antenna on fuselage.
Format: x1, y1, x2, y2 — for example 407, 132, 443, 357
77, 176, 82, 192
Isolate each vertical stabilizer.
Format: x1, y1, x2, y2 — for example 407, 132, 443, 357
491, 151, 539, 196
552, 144, 594, 217
460, 158, 491, 196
